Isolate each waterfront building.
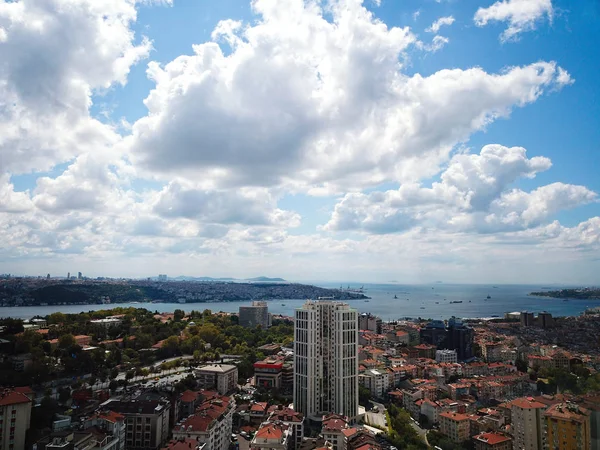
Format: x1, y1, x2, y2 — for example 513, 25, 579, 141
239, 301, 272, 329
538, 311, 554, 328
0, 387, 33, 450
508, 397, 546, 450
195, 364, 238, 395
294, 299, 359, 422
520, 312, 535, 327
544, 403, 591, 450
158, 274, 168, 282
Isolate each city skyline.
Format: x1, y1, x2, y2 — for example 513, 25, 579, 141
1, 0, 599, 284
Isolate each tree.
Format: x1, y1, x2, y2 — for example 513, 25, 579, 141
174, 309, 185, 322
58, 334, 76, 349
48, 312, 67, 325
359, 386, 371, 406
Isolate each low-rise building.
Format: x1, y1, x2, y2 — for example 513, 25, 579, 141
195, 364, 238, 395
473, 432, 512, 450
251, 422, 292, 450
267, 407, 304, 450
439, 411, 471, 444
172, 395, 234, 450
321, 415, 348, 450
254, 359, 284, 389
83, 410, 126, 450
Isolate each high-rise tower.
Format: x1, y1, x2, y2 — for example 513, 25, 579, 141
294, 298, 358, 423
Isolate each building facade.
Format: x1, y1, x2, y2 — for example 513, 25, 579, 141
509, 397, 546, 450
195, 365, 238, 395
102, 397, 171, 450
436, 350, 458, 364
544, 403, 591, 450
0, 387, 33, 450
239, 301, 271, 329
294, 300, 358, 422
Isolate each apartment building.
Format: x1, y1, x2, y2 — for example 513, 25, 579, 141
194, 365, 238, 395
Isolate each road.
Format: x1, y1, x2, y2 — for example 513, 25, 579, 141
409, 418, 430, 447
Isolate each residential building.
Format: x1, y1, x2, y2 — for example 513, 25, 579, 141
321, 415, 348, 450
102, 397, 171, 450
267, 407, 304, 450
473, 432, 512, 450
439, 411, 471, 444
544, 402, 591, 450
10, 353, 33, 371
0, 387, 33, 450
358, 314, 382, 334
509, 397, 546, 450
436, 350, 458, 364
179, 390, 203, 418
195, 364, 238, 395
254, 359, 284, 389
294, 300, 358, 422
358, 369, 389, 399
239, 301, 271, 329
482, 343, 504, 363
172, 395, 234, 450
90, 317, 123, 328
250, 422, 292, 450
83, 410, 126, 450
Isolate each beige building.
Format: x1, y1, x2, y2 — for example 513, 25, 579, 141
195, 364, 238, 395
0, 387, 33, 450
440, 411, 471, 444
509, 397, 546, 450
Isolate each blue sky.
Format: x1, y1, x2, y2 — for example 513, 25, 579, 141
1, 0, 599, 283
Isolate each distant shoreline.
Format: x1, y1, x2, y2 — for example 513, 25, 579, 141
530, 288, 600, 300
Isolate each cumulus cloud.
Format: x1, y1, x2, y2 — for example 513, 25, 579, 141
130, 0, 571, 192
324, 145, 596, 234
0, 0, 152, 173
426, 15, 455, 33
474, 0, 553, 42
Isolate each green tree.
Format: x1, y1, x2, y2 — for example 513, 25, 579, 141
58, 334, 76, 349
174, 309, 185, 322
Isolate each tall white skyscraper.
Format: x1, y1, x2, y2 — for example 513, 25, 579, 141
294, 298, 358, 422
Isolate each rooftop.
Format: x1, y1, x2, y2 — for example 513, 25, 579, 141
473, 432, 512, 445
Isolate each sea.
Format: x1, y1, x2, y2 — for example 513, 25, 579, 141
0, 283, 595, 322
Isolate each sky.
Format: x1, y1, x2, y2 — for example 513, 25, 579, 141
0, 0, 599, 283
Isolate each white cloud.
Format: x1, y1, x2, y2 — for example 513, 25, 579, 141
323, 144, 596, 234
426, 15, 455, 33
130, 0, 571, 194
425, 35, 449, 52
474, 0, 553, 42
0, 0, 152, 173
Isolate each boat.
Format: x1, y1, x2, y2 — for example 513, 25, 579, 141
486, 295, 491, 299
394, 295, 398, 299
435, 302, 439, 304
449, 301, 463, 304
420, 307, 426, 309
364, 300, 370, 302
281, 303, 285, 306
563, 299, 569, 302
469, 300, 471, 303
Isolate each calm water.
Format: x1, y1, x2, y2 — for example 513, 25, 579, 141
0, 284, 594, 321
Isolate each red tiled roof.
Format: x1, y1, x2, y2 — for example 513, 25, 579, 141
180, 390, 201, 403
510, 397, 547, 410
255, 422, 287, 440
163, 438, 201, 450
89, 410, 125, 423
440, 411, 470, 422
473, 432, 512, 445
250, 402, 268, 412
544, 403, 590, 422
0, 389, 31, 406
